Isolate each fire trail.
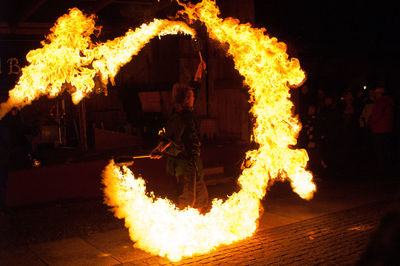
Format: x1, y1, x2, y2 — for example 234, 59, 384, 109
0, 0, 316, 262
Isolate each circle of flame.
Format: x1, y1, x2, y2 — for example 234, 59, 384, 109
0, 0, 317, 262
102, 0, 316, 262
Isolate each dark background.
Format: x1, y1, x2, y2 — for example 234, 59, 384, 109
1, 0, 399, 95
254, 0, 400, 96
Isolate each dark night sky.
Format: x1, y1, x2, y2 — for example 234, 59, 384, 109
1, 0, 399, 93
254, 1, 399, 59
253, 1, 400, 91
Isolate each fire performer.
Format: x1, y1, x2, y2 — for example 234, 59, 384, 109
150, 58, 208, 212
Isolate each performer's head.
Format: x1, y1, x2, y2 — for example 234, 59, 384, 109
374, 87, 384, 100
172, 83, 195, 111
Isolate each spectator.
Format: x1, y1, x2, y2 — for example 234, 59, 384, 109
298, 85, 314, 123
319, 95, 340, 173
342, 91, 357, 132
338, 91, 358, 173
300, 105, 326, 178
316, 88, 325, 114
369, 87, 394, 177
360, 89, 376, 129
359, 89, 375, 158
2, 108, 35, 169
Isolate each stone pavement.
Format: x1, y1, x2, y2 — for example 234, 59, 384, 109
0, 179, 399, 265
142, 201, 389, 265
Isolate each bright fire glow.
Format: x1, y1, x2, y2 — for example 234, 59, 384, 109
104, 0, 316, 262
0, 9, 196, 119
0, 0, 316, 262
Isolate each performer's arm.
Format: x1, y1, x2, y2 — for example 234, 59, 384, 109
150, 141, 171, 159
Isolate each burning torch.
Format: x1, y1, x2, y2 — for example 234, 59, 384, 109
114, 128, 171, 166
113, 142, 170, 166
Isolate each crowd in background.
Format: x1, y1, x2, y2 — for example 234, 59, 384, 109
296, 84, 400, 180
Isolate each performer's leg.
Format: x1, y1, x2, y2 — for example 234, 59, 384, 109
178, 173, 194, 209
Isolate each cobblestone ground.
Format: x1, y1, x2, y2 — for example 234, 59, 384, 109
125, 201, 390, 265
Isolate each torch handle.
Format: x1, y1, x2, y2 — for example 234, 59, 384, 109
132, 155, 151, 159
114, 154, 151, 165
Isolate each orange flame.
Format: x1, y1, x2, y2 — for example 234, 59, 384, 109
0, 0, 316, 262
178, 0, 315, 199
102, 0, 316, 262
0, 8, 196, 119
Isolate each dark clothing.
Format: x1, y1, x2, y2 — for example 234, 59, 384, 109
162, 110, 201, 161
161, 109, 208, 209
175, 157, 207, 209
372, 132, 393, 176
369, 96, 395, 176
0, 111, 35, 209
299, 113, 324, 175
0, 168, 7, 209
0, 119, 11, 166
319, 105, 340, 168
299, 91, 314, 123
1, 112, 32, 169
299, 113, 323, 149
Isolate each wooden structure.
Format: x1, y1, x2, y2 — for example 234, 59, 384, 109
0, 0, 255, 151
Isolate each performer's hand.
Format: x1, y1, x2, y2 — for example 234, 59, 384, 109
150, 141, 171, 159
150, 149, 163, 159
194, 53, 206, 81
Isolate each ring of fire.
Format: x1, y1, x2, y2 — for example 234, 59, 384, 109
103, 0, 316, 262
0, 0, 317, 262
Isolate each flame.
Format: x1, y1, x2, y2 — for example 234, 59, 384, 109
0, 0, 316, 262
0, 9, 196, 119
103, 0, 316, 262
179, 0, 316, 199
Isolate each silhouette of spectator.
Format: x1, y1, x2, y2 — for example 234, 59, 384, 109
337, 91, 358, 173
316, 88, 325, 114
342, 91, 357, 132
358, 199, 400, 265
354, 88, 367, 151
300, 105, 325, 178
360, 89, 376, 129
2, 108, 35, 169
359, 89, 375, 159
369, 87, 394, 177
354, 88, 366, 119
298, 85, 314, 123
319, 95, 340, 174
